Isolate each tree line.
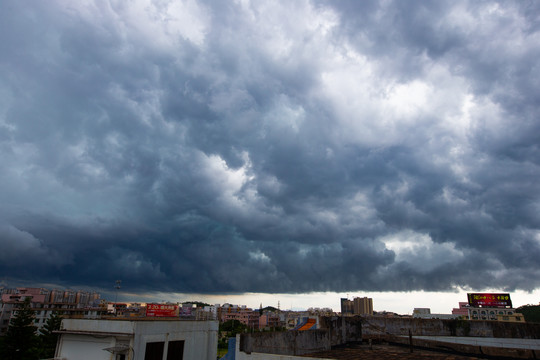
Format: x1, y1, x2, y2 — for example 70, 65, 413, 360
0, 298, 62, 360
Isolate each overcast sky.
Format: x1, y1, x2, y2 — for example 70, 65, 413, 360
1, 0, 540, 310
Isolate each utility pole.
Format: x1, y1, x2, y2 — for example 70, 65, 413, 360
114, 280, 121, 315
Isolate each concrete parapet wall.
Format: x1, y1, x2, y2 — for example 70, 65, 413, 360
335, 316, 540, 339
389, 335, 538, 359
236, 351, 333, 360
240, 330, 331, 356
237, 317, 539, 358
319, 316, 363, 345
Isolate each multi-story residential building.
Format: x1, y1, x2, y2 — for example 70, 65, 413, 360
353, 297, 373, 315
341, 296, 373, 316
340, 298, 354, 315
222, 310, 260, 330
452, 302, 470, 318
200, 304, 218, 320
0, 287, 105, 334
259, 313, 280, 329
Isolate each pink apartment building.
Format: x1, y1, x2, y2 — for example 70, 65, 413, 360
452, 302, 470, 317
0, 287, 104, 334
221, 310, 260, 329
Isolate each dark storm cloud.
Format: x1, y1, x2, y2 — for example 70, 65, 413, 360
1, 0, 540, 294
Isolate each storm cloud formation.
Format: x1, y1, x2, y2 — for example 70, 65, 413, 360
1, 0, 540, 294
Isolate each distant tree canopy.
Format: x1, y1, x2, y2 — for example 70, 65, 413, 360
1, 297, 40, 360
517, 305, 540, 323
219, 319, 248, 335
183, 301, 210, 308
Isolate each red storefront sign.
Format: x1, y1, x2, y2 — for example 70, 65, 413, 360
146, 303, 179, 317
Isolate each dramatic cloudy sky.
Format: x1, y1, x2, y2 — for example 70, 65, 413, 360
1, 0, 540, 308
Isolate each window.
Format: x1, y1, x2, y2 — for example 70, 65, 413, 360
503, 316, 509, 321
144, 342, 164, 360
516, 317, 521, 321
167, 340, 185, 360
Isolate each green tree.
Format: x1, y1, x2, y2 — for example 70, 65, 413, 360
517, 305, 540, 323
1, 297, 40, 360
38, 312, 62, 358
219, 319, 248, 335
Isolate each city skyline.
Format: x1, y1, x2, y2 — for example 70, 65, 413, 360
1, 1, 540, 307
5, 281, 536, 316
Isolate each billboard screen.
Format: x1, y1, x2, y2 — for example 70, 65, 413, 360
467, 293, 512, 308
146, 303, 179, 317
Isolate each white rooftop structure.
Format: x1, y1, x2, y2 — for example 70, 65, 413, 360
56, 318, 218, 360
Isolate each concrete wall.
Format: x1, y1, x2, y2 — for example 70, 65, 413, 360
236, 352, 332, 360
352, 316, 540, 339
235, 335, 332, 360
240, 330, 330, 356
235, 316, 540, 359
56, 333, 117, 360
133, 320, 218, 360
319, 316, 363, 345
238, 317, 363, 357
389, 335, 540, 359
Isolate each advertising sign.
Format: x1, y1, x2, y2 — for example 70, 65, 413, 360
180, 305, 194, 317
467, 293, 512, 308
146, 303, 179, 317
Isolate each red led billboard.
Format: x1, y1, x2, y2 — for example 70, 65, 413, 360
146, 303, 179, 317
467, 293, 512, 308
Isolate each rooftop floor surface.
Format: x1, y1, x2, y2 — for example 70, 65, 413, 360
302, 343, 482, 360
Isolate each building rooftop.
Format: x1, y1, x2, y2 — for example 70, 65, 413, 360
302, 343, 482, 359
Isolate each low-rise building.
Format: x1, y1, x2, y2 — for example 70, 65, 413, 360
413, 308, 461, 320
56, 318, 218, 360
451, 300, 524, 322
452, 302, 470, 318
468, 307, 523, 321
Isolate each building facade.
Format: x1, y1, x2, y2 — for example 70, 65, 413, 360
341, 297, 373, 316
56, 318, 218, 360
451, 301, 524, 322
0, 287, 104, 335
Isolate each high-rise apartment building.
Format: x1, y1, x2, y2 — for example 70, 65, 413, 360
353, 297, 373, 315
340, 296, 373, 316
